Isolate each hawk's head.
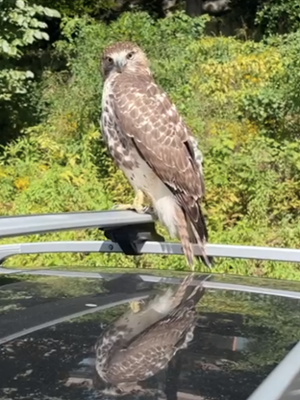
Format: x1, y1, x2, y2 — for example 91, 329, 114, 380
101, 41, 151, 79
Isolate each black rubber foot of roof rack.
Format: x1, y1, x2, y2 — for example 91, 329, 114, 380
103, 273, 156, 293
103, 222, 165, 256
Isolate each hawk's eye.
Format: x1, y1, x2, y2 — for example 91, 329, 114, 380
126, 52, 134, 60
106, 57, 113, 64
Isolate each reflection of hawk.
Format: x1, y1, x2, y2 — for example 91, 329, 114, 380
94, 274, 205, 394
100, 41, 213, 270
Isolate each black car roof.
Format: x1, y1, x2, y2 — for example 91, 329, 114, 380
0, 271, 300, 400
1, 210, 300, 399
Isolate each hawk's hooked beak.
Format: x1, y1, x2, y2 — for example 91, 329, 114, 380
115, 57, 126, 73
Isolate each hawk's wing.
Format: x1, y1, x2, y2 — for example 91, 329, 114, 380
105, 284, 205, 385
112, 74, 207, 239
106, 303, 195, 384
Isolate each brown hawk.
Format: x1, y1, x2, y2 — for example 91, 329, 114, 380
94, 273, 205, 395
100, 41, 213, 270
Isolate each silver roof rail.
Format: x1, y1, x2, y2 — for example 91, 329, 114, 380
1, 210, 300, 265
0, 210, 153, 238
2, 240, 300, 265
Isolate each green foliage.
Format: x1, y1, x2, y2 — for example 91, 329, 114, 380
276, 30, 300, 112
1, 12, 300, 279
256, 0, 300, 35
0, 0, 60, 101
28, 0, 117, 18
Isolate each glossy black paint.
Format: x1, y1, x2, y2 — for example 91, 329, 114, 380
0, 271, 300, 400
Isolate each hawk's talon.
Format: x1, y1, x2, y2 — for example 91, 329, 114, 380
112, 190, 152, 215
112, 204, 136, 212
133, 190, 149, 214
111, 203, 148, 214
129, 300, 144, 313
116, 383, 143, 393
140, 205, 151, 214
135, 206, 149, 215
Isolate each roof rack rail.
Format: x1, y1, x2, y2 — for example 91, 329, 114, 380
1, 210, 300, 265
0, 210, 154, 239
0, 210, 164, 264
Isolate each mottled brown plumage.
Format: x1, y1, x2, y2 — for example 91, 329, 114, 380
94, 273, 206, 393
100, 41, 213, 269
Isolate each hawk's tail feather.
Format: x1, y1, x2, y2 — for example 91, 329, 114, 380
172, 273, 195, 307
175, 206, 195, 270
176, 273, 195, 296
175, 203, 213, 270
186, 281, 206, 305
184, 200, 214, 269
189, 220, 214, 269
182, 273, 212, 304
169, 281, 206, 322
174, 191, 213, 269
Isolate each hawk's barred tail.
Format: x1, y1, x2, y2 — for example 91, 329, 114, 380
186, 281, 206, 307
175, 206, 196, 270
173, 273, 195, 307
176, 205, 213, 270
196, 208, 214, 268
187, 206, 214, 270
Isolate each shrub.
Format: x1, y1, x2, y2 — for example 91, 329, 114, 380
256, 0, 300, 35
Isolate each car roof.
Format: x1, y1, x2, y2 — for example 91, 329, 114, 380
0, 271, 300, 400
1, 211, 300, 399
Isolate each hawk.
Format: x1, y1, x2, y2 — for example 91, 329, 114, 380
100, 41, 213, 270
94, 273, 206, 394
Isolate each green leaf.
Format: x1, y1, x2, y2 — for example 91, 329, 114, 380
33, 30, 49, 40
45, 8, 61, 18
25, 70, 34, 78
1, 40, 11, 55
23, 29, 35, 44
16, 0, 25, 9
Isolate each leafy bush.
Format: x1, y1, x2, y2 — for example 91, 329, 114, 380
0, 0, 60, 145
28, 0, 117, 18
1, 12, 300, 279
256, 0, 300, 35
0, 0, 60, 101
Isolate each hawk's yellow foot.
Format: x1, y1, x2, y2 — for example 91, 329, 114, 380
129, 299, 145, 313
113, 190, 151, 214
117, 383, 143, 393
